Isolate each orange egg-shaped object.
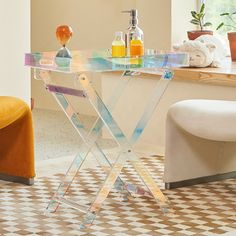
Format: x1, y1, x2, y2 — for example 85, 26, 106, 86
56, 25, 73, 46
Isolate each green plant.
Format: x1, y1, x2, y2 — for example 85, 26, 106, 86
190, 3, 212, 31
217, 12, 236, 31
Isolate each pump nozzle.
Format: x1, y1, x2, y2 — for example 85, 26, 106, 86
121, 9, 138, 17
122, 9, 138, 26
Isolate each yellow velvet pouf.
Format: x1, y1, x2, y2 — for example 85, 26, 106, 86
0, 96, 35, 185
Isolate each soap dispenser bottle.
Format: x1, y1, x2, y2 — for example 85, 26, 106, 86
122, 9, 144, 56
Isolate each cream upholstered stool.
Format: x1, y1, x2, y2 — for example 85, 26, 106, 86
164, 99, 236, 189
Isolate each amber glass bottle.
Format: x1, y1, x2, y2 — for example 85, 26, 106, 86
130, 34, 144, 57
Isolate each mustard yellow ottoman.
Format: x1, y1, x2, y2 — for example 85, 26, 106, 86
0, 96, 35, 185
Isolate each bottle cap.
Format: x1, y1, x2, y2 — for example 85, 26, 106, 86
115, 31, 123, 37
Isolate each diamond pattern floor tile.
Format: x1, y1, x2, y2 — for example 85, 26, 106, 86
0, 156, 235, 235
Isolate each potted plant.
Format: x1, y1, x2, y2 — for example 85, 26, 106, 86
217, 12, 236, 61
188, 3, 213, 40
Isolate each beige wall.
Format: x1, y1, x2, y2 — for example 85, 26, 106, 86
101, 73, 236, 154
31, 1, 236, 155
0, 0, 30, 104
136, 0, 171, 50
31, 0, 172, 110
171, 0, 197, 45
31, 0, 171, 51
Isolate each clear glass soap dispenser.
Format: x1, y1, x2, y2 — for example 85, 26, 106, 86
122, 9, 144, 56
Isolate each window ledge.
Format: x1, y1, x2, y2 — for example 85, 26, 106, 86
174, 57, 236, 87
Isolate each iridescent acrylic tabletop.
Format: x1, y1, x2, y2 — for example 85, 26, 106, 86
25, 49, 189, 73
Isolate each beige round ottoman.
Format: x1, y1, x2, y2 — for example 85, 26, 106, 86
164, 99, 236, 189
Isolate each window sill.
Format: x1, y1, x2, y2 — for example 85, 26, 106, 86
173, 57, 236, 87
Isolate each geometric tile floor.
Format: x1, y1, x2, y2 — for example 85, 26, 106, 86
0, 156, 235, 235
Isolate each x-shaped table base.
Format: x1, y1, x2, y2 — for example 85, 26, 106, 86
36, 68, 173, 229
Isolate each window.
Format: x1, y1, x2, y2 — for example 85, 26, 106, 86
204, 0, 236, 34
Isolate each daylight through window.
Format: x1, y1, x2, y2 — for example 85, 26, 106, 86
204, 0, 236, 34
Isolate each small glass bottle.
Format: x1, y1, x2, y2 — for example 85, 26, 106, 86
130, 33, 144, 57
112, 31, 125, 57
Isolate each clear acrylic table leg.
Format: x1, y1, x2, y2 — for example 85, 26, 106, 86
38, 70, 135, 213
38, 68, 174, 228
78, 71, 173, 228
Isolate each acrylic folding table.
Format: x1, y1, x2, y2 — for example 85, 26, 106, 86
25, 49, 188, 229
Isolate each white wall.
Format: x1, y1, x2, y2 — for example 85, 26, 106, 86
0, 0, 31, 104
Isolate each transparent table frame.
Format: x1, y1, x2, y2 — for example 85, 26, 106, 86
25, 49, 188, 229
